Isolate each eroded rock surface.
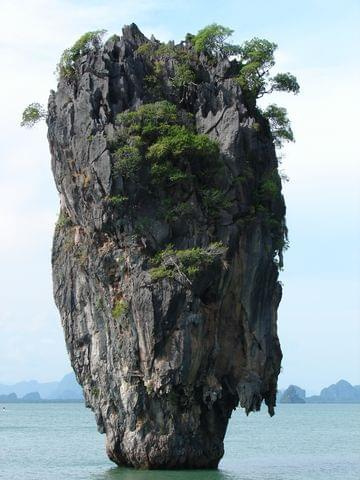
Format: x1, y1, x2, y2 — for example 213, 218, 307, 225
48, 24, 284, 468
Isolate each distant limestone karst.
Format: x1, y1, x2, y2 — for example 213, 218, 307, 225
280, 385, 305, 403
278, 379, 360, 404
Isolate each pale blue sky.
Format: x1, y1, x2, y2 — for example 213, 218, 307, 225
0, 0, 359, 394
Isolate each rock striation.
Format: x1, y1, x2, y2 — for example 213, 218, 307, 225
48, 24, 285, 468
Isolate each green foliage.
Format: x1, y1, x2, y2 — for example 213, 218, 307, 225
136, 42, 155, 56
149, 242, 226, 282
262, 104, 294, 148
192, 23, 238, 56
137, 41, 177, 60
113, 101, 224, 221
270, 72, 300, 94
162, 200, 195, 222
117, 101, 179, 138
171, 63, 196, 88
149, 264, 173, 281
57, 30, 107, 78
21, 103, 46, 128
112, 299, 128, 319
237, 37, 276, 96
155, 42, 177, 58
114, 145, 142, 180
237, 37, 300, 99
146, 125, 218, 164
200, 188, 231, 215
260, 178, 280, 200
108, 195, 129, 206
150, 162, 189, 186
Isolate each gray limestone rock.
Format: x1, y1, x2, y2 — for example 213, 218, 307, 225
48, 24, 285, 469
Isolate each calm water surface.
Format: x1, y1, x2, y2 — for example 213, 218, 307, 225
0, 403, 359, 480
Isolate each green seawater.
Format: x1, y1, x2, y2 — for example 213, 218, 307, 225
0, 403, 359, 479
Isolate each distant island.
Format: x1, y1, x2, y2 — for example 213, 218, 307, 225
2, 375, 359, 405
278, 379, 360, 404
0, 373, 83, 403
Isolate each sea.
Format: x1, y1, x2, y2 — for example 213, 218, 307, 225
0, 403, 359, 480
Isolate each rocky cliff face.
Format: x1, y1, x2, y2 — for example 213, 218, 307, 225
48, 24, 284, 468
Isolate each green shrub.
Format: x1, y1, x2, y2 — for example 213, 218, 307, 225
162, 200, 195, 222
108, 195, 129, 206
57, 30, 107, 79
262, 104, 294, 148
236, 37, 299, 101
146, 125, 218, 165
150, 162, 188, 186
112, 299, 128, 319
171, 63, 196, 88
136, 42, 155, 56
112, 101, 230, 226
117, 101, 179, 138
114, 145, 142, 179
149, 265, 174, 281
200, 188, 232, 215
21, 103, 46, 128
260, 178, 280, 200
149, 242, 226, 282
192, 24, 238, 56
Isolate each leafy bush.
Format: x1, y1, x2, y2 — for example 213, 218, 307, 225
146, 125, 218, 165
114, 145, 142, 180
57, 30, 107, 78
108, 195, 129, 207
260, 178, 280, 200
262, 104, 294, 148
200, 188, 231, 215
149, 242, 226, 282
112, 299, 128, 319
21, 103, 46, 128
162, 200, 195, 222
237, 37, 299, 99
171, 63, 196, 88
192, 24, 239, 56
113, 101, 224, 221
270, 73, 299, 94
117, 101, 180, 138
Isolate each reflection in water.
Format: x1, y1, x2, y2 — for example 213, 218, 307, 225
93, 467, 238, 480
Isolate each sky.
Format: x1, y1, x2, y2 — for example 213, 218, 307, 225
0, 0, 359, 395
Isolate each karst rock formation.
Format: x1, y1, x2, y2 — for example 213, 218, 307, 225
48, 24, 285, 469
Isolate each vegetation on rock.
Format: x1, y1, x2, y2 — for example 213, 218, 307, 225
191, 23, 240, 56
57, 30, 107, 79
112, 299, 128, 319
262, 104, 294, 148
21, 103, 47, 128
236, 38, 299, 98
110, 101, 225, 227
149, 242, 227, 283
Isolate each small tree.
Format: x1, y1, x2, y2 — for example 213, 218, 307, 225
192, 23, 240, 56
171, 63, 196, 88
57, 29, 107, 78
237, 37, 300, 98
262, 104, 294, 148
21, 103, 47, 128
